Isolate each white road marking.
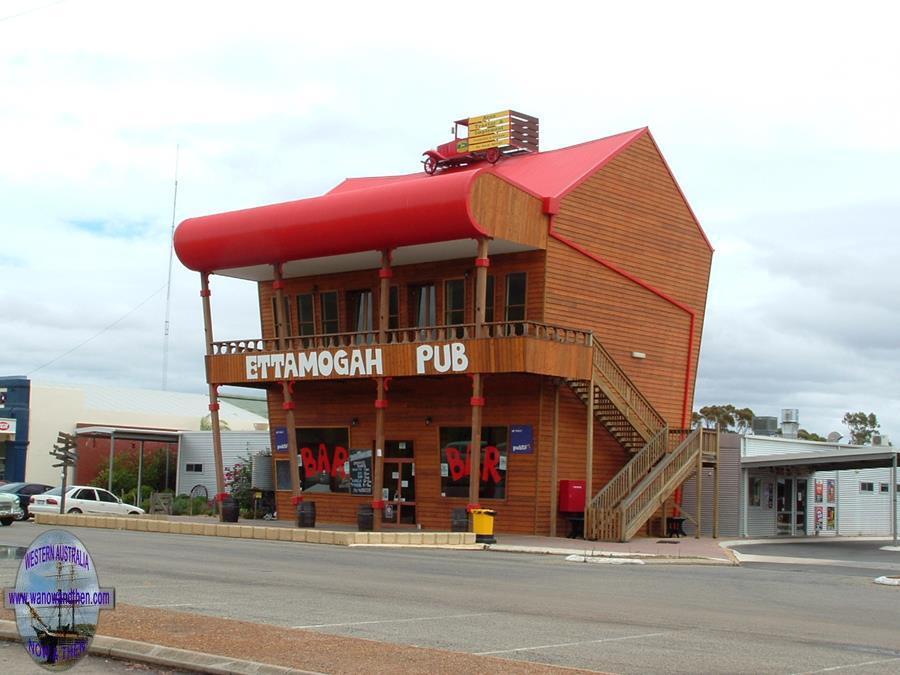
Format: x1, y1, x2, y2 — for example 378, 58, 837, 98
475, 631, 669, 655
293, 612, 495, 629
794, 656, 900, 673
144, 603, 195, 607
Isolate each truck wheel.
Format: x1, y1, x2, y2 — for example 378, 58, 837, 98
485, 147, 501, 164
423, 156, 437, 175
0, 518, 12, 526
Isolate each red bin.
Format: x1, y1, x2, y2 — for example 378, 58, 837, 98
558, 480, 586, 512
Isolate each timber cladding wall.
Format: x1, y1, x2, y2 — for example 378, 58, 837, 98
257, 250, 546, 341
268, 374, 551, 534
544, 133, 713, 426
267, 374, 630, 536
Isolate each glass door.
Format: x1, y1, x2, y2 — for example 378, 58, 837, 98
776, 478, 793, 536
381, 441, 415, 526
795, 478, 807, 535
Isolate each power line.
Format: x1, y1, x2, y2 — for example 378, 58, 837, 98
162, 144, 180, 390
27, 284, 167, 376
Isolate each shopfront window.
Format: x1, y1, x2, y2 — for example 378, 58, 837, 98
439, 427, 507, 500
444, 279, 465, 337
297, 428, 350, 494
749, 476, 761, 507
388, 286, 399, 330
321, 291, 340, 338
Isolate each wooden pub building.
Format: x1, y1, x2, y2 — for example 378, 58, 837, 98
174, 118, 717, 541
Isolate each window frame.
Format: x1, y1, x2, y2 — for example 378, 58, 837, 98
443, 278, 466, 326
320, 290, 341, 335
439, 426, 509, 501
296, 292, 316, 337
504, 272, 527, 322
859, 481, 875, 493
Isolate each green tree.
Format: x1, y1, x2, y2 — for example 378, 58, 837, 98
200, 415, 231, 431
696, 404, 755, 433
842, 411, 879, 445
797, 429, 826, 442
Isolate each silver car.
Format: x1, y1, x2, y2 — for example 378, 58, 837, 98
0, 492, 25, 525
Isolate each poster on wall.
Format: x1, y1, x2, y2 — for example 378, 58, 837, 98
349, 449, 372, 495
826, 479, 835, 503
274, 427, 289, 453
815, 479, 823, 503
826, 506, 836, 530
510, 425, 533, 454
815, 505, 824, 531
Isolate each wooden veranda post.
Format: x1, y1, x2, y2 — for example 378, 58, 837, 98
713, 431, 720, 538
550, 381, 560, 537
474, 239, 489, 338
272, 264, 302, 503
695, 438, 703, 539
468, 239, 489, 525
372, 250, 392, 531
468, 374, 484, 523
585, 375, 594, 538
200, 273, 226, 518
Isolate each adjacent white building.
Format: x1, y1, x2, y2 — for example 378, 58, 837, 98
20, 380, 268, 485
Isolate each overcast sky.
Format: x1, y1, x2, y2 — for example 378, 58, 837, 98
1, 1, 897, 441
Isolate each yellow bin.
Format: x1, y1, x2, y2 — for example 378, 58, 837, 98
471, 508, 497, 544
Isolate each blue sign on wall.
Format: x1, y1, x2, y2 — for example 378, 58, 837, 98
510, 425, 533, 454
274, 426, 289, 453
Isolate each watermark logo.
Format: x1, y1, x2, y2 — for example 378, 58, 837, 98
3, 530, 115, 671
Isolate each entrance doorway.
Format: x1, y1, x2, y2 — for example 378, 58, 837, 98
381, 441, 415, 526
776, 477, 807, 536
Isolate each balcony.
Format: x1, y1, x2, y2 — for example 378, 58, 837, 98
206, 321, 593, 386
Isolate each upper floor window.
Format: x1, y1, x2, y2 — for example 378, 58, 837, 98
297, 293, 315, 336
321, 291, 340, 335
410, 284, 436, 339
270, 296, 293, 337
388, 286, 399, 330
505, 272, 526, 334
347, 290, 374, 333
484, 275, 495, 324
444, 279, 465, 336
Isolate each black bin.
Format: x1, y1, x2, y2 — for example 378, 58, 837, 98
220, 496, 239, 523
451, 507, 469, 532
357, 505, 374, 531
297, 501, 316, 528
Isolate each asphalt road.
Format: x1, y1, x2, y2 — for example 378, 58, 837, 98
732, 540, 900, 577
3, 523, 900, 674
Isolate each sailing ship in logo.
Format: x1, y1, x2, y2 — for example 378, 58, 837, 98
23, 560, 93, 668
6, 530, 106, 671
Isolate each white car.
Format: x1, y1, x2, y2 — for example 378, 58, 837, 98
29, 485, 145, 516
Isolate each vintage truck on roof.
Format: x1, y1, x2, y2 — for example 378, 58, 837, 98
421, 110, 539, 174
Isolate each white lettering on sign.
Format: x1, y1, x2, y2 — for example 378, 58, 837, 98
246, 348, 384, 381
415, 342, 469, 374
244, 343, 468, 380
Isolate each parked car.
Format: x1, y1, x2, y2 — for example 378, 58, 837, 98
0, 481, 53, 519
0, 492, 24, 525
29, 485, 145, 516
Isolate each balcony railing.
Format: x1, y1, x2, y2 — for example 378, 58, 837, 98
211, 320, 592, 355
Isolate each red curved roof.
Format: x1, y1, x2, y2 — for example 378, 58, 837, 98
174, 127, 696, 273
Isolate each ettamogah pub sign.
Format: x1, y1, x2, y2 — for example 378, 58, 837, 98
245, 342, 469, 380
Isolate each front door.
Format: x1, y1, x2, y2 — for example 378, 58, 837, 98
776, 477, 807, 535
381, 440, 415, 526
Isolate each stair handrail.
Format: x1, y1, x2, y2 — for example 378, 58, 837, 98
585, 426, 669, 539
618, 427, 708, 540
591, 342, 666, 434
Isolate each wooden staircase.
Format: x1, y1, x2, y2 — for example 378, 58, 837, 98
567, 341, 718, 541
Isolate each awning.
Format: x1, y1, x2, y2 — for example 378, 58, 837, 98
742, 447, 900, 472
75, 426, 180, 443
